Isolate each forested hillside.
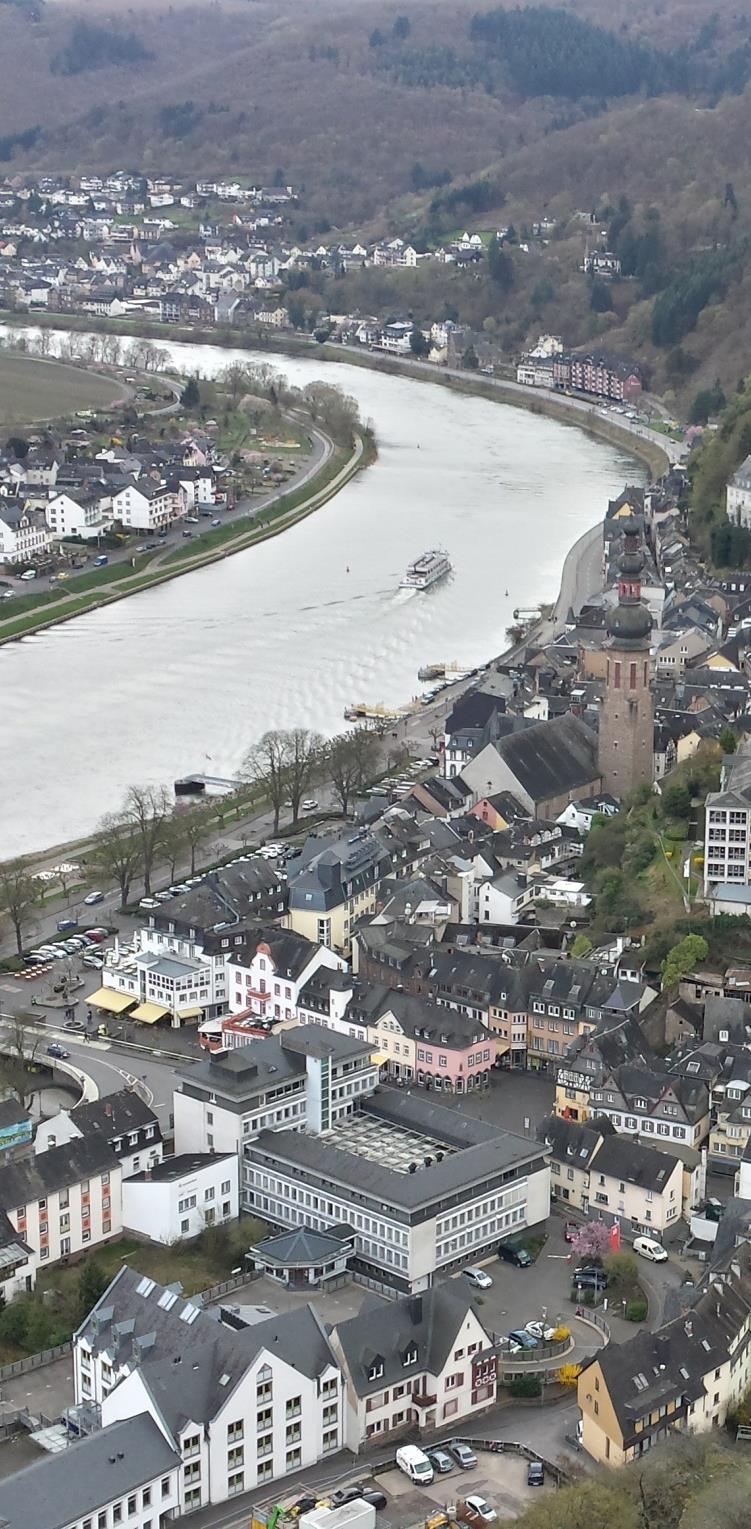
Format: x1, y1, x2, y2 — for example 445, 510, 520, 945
6, 0, 751, 396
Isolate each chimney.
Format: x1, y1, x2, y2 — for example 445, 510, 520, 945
409, 1295, 423, 1324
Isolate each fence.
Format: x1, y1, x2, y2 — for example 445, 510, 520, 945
198, 1271, 257, 1304
448, 1435, 570, 1487
0, 1342, 71, 1384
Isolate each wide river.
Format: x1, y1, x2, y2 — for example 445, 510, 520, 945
1, 336, 645, 855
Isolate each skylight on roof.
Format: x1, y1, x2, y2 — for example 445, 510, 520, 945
180, 1303, 200, 1325
158, 1290, 178, 1311
136, 1277, 155, 1298
219, 1373, 231, 1386
633, 1373, 648, 1391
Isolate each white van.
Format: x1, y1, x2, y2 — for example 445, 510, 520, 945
633, 1235, 668, 1263
395, 1445, 434, 1485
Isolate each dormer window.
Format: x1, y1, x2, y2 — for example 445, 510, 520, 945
367, 1357, 384, 1381
402, 1343, 418, 1367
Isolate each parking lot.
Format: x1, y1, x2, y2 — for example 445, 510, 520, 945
377, 1450, 555, 1522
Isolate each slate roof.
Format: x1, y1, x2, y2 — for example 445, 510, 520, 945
228, 928, 319, 980
589, 1132, 677, 1194
253, 1090, 546, 1213
77, 1265, 337, 1433
587, 1243, 751, 1444
494, 714, 599, 805
252, 1225, 354, 1265
334, 1283, 485, 1397
66, 1088, 161, 1147
0, 1414, 179, 1529
0, 1137, 116, 1210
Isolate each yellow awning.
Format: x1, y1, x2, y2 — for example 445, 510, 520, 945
371, 1052, 389, 1066
130, 1002, 170, 1024
177, 1006, 204, 1019
86, 988, 137, 1014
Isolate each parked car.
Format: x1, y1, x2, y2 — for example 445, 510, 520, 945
633, 1236, 668, 1263
527, 1462, 544, 1488
331, 1488, 387, 1511
84, 929, 108, 941
46, 1044, 70, 1060
524, 1320, 556, 1341
448, 1442, 477, 1469
464, 1267, 493, 1290
57, 917, 78, 932
426, 1449, 454, 1475
301, 798, 319, 811
573, 1266, 609, 1289
498, 1242, 532, 1267
84, 891, 105, 905
461, 1496, 497, 1524
508, 1329, 538, 1350
139, 898, 160, 910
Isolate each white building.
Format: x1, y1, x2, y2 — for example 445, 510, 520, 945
91, 946, 227, 1028
173, 1027, 380, 1156
34, 1088, 163, 1179
122, 1152, 239, 1243
0, 1138, 121, 1269
0, 502, 51, 564
77, 1265, 345, 1511
243, 1087, 550, 1293
225, 929, 344, 1033
331, 1284, 497, 1447
704, 741, 751, 893
111, 478, 183, 531
46, 489, 112, 540
727, 454, 751, 528
0, 1414, 181, 1529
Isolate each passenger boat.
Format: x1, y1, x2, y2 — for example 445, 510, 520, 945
400, 549, 452, 591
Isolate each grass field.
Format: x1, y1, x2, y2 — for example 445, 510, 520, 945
0, 351, 125, 425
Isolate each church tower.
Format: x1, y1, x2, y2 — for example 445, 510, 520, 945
598, 528, 653, 799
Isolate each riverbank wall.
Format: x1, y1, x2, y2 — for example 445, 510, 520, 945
0, 311, 672, 480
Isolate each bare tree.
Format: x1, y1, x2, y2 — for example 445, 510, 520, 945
91, 814, 143, 908
0, 1012, 42, 1109
286, 728, 324, 822
183, 805, 213, 875
0, 859, 38, 955
244, 732, 291, 834
123, 785, 171, 895
326, 728, 380, 816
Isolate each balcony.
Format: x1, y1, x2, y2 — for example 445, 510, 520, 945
411, 1392, 437, 1410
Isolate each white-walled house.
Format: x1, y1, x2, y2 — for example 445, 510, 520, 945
34, 1089, 163, 1179
111, 477, 183, 531
225, 930, 344, 1035
45, 488, 112, 540
122, 1153, 238, 1243
330, 1285, 497, 1449
0, 1139, 121, 1268
0, 1414, 181, 1529
0, 502, 51, 564
76, 1265, 345, 1512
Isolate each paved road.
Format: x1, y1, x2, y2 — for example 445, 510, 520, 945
1, 418, 327, 599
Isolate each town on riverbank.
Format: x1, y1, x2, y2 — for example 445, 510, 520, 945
3, 421, 751, 1522
6, 199, 751, 1527
0, 343, 369, 641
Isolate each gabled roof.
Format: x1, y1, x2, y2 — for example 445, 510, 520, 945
334, 1283, 488, 1397
0, 1137, 117, 1209
77, 1265, 338, 1434
66, 1087, 160, 1145
0, 1414, 180, 1529
490, 714, 599, 805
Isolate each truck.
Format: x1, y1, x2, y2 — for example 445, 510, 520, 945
395, 1445, 434, 1485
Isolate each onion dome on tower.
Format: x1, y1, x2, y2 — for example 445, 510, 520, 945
606, 528, 652, 648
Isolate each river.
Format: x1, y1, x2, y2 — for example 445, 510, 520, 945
0, 334, 645, 855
